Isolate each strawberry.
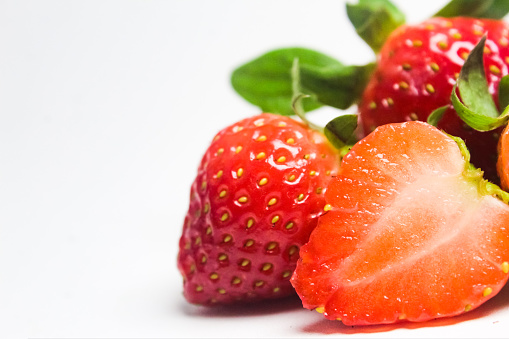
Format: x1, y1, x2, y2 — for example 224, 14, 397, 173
498, 125, 509, 190
291, 121, 509, 326
177, 113, 341, 305
357, 17, 509, 182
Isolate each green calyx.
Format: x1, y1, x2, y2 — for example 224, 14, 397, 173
231, 47, 375, 117
230, 1, 402, 117
346, 0, 405, 54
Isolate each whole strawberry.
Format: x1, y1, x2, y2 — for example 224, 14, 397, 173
177, 113, 340, 305
357, 17, 509, 182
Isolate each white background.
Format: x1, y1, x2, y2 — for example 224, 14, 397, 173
1, 0, 509, 338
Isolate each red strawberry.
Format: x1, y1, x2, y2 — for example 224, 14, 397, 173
291, 121, 509, 326
177, 113, 340, 305
357, 17, 509, 182
498, 125, 509, 190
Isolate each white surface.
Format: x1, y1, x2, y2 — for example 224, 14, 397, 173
1, 0, 509, 338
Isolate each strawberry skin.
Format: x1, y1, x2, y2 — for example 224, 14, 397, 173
291, 121, 509, 325
357, 17, 509, 183
498, 125, 509, 190
178, 113, 340, 305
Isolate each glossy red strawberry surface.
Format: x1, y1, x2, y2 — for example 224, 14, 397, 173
357, 17, 509, 182
291, 121, 509, 326
177, 113, 340, 305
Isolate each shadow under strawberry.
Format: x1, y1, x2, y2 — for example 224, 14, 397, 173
180, 294, 303, 318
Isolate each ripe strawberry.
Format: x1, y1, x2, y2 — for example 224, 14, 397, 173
291, 121, 509, 326
357, 17, 509, 182
498, 125, 509, 190
177, 113, 340, 305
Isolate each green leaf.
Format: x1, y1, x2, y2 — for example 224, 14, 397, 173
427, 105, 449, 126
299, 62, 376, 110
231, 48, 329, 116
434, 0, 509, 19
346, 0, 405, 53
499, 75, 509, 110
324, 114, 359, 149
231, 48, 374, 116
456, 35, 499, 118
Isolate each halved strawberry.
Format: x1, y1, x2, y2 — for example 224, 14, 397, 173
178, 113, 341, 305
291, 121, 509, 325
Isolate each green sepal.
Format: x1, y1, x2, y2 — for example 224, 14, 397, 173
427, 105, 449, 126
346, 0, 405, 53
451, 36, 509, 131
434, 0, 509, 19
324, 114, 359, 150
451, 88, 509, 131
231, 47, 374, 116
498, 75, 509, 110
456, 36, 498, 118
299, 62, 376, 110
231, 48, 327, 115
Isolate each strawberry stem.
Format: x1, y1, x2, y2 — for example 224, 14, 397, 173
291, 58, 359, 154
291, 58, 324, 133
